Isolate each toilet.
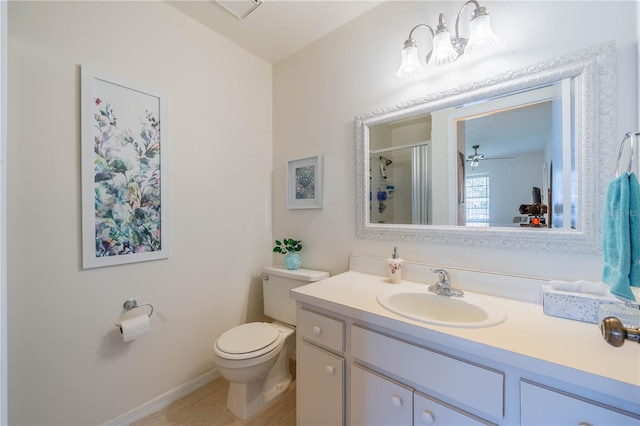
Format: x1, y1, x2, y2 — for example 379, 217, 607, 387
213, 266, 329, 419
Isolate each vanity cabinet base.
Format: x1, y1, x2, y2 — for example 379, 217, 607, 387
520, 380, 639, 425
294, 301, 639, 425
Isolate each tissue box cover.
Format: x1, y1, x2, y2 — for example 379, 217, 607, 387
542, 284, 622, 324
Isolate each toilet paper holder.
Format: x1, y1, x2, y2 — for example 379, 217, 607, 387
114, 298, 154, 328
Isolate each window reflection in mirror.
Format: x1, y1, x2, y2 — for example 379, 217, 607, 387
367, 79, 575, 229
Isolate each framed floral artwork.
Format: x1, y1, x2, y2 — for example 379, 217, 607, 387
287, 155, 323, 209
81, 67, 169, 268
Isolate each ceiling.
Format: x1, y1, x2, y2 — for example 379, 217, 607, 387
166, 0, 385, 64
464, 101, 553, 159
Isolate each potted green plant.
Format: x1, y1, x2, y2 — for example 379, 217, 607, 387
273, 238, 303, 270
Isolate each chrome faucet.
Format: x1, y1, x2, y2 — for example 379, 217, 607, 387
428, 268, 464, 297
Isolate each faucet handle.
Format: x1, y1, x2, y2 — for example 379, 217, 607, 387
429, 268, 463, 297
430, 268, 449, 283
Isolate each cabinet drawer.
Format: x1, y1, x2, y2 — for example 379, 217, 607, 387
350, 364, 413, 426
351, 325, 504, 420
298, 308, 344, 354
414, 391, 494, 426
521, 380, 640, 425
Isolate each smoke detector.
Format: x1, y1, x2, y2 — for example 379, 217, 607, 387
216, 0, 263, 19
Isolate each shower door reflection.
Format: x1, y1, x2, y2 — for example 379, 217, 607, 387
370, 142, 429, 225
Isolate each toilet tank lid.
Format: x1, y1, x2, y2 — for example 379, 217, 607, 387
262, 266, 329, 282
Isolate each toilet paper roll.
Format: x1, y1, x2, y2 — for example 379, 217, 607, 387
119, 314, 151, 342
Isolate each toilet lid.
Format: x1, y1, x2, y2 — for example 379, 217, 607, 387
216, 322, 280, 355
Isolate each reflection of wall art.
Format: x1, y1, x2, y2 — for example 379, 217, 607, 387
287, 155, 323, 209
81, 67, 169, 269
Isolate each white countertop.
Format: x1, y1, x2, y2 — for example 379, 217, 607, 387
291, 270, 640, 411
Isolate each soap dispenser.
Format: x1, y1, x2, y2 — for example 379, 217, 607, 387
387, 246, 404, 284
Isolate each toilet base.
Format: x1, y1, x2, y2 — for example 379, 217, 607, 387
226, 348, 293, 419
227, 374, 292, 420
224, 323, 295, 420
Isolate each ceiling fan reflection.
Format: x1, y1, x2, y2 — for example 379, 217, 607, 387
466, 144, 515, 167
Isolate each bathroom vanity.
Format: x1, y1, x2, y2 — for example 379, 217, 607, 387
291, 257, 640, 425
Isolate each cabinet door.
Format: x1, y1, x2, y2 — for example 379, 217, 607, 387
297, 341, 344, 426
351, 325, 504, 420
414, 391, 493, 426
350, 364, 413, 426
521, 381, 640, 425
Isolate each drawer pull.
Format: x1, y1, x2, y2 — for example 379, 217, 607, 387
421, 410, 435, 424
390, 395, 403, 408
325, 365, 335, 375
312, 326, 322, 335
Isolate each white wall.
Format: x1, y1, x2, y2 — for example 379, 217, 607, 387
8, 2, 272, 425
273, 1, 638, 279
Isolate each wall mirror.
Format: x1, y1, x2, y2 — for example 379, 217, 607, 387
355, 42, 616, 254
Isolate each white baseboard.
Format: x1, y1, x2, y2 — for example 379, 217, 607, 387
104, 368, 220, 426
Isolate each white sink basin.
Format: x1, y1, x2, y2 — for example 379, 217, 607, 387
377, 284, 506, 328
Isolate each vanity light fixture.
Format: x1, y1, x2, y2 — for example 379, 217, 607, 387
396, 0, 498, 78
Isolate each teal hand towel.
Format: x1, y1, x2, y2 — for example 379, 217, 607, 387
629, 173, 640, 288
602, 173, 639, 301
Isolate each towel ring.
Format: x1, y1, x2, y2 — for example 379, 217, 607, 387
615, 131, 638, 177
114, 298, 154, 328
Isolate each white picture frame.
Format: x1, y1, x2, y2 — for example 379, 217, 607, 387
287, 155, 323, 209
81, 66, 169, 268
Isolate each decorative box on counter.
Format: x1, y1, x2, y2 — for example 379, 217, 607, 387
542, 283, 622, 324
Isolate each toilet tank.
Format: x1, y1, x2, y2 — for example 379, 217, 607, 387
262, 266, 329, 326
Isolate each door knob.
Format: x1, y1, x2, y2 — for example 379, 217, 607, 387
390, 395, 403, 408
601, 317, 640, 347
421, 410, 435, 424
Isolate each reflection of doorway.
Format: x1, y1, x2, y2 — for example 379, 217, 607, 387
458, 103, 549, 227
449, 81, 572, 228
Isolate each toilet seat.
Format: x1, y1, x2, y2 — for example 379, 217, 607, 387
214, 322, 282, 360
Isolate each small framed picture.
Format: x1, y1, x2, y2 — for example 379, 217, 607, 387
287, 155, 323, 209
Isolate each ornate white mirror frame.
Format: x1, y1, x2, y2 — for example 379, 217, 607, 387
355, 41, 616, 254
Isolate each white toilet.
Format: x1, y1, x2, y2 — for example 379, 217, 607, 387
213, 266, 329, 419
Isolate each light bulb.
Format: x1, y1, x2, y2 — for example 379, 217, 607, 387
397, 42, 424, 78
466, 14, 498, 55
428, 30, 458, 66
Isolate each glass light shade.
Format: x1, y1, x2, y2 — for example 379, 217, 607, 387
465, 14, 498, 55
470, 159, 479, 168
428, 30, 458, 66
397, 45, 424, 78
